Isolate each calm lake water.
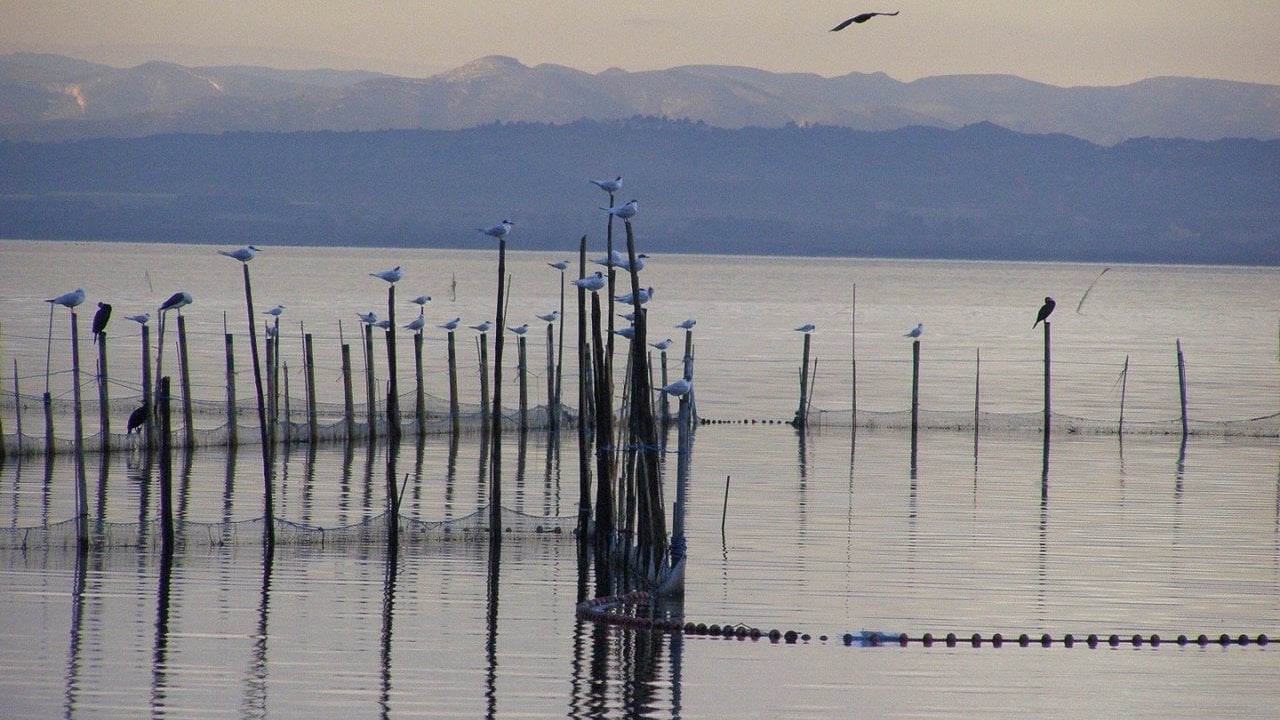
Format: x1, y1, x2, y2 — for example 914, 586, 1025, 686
2, 241, 1279, 718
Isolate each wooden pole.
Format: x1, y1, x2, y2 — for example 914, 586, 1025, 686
489, 241, 508, 538
554, 267, 565, 430
1043, 319, 1052, 435
341, 341, 356, 441
910, 339, 921, 438
1119, 355, 1129, 436
446, 330, 459, 427
266, 333, 277, 443
363, 323, 377, 440
282, 360, 292, 444
70, 310, 88, 550
1176, 338, 1188, 437
795, 332, 812, 428
720, 474, 730, 537
590, 289, 613, 540
304, 332, 317, 443
177, 315, 195, 448
517, 334, 528, 431
413, 331, 425, 436
478, 333, 490, 424
658, 350, 669, 422
385, 284, 401, 441
141, 323, 154, 451
545, 322, 555, 419
225, 332, 239, 446
973, 347, 981, 439
43, 390, 54, 458
96, 330, 110, 446
11, 360, 21, 454
851, 283, 857, 429
237, 262, 273, 551
574, 235, 592, 538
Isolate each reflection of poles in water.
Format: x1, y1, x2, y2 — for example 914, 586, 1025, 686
385, 440, 401, 549
158, 377, 175, 553
234, 260, 274, 550
515, 426, 529, 514
337, 440, 354, 527
378, 543, 399, 720
222, 443, 238, 544
445, 430, 459, 521
243, 547, 272, 717
94, 450, 110, 534
150, 541, 174, 713
483, 538, 502, 720
62, 544, 88, 719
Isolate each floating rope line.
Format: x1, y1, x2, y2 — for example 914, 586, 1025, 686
575, 592, 1272, 649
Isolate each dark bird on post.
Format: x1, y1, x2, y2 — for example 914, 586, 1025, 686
830, 11, 899, 31
1033, 297, 1056, 328
91, 301, 112, 343
127, 404, 149, 435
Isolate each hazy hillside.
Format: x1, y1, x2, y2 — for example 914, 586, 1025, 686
2, 53, 1279, 144
2, 119, 1276, 265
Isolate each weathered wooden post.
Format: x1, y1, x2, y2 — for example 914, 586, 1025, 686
176, 315, 195, 447
227, 251, 274, 550
413, 330, 426, 435
973, 347, 981, 442
477, 332, 491, 424
544, 321, 555, 421
910, 337, 921, 439
384, 284, 401, 441
574, 235, 592, 538
446, 329, 460, 426
795, 331, 812, 428
224, 331, 239, 446
1176, 339, 1188, 437
96, 328, 110, 445
282, 360, 292, 443
363, 322, 377, 440
1043, 318, 1052, 436
341, 338, 356, 441
1118, 355, 1129, 436
9, 360, 19, 455
140, 323, 154, 450
304, 332, 317, 443
488, 246, 509, 539
517, 332, 528, 431
70, 309, 88, 550
158, 376, 175, 554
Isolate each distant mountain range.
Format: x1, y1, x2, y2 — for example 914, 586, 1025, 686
3, 119, 1277, 265
3, 53, 1280, 144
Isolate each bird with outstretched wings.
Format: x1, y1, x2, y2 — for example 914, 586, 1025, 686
831, 11, 899, 31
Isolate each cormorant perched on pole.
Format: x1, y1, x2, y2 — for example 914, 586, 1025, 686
1033, 297, 1057, 328
126, 404, 149, 435
91, 301, 112, 343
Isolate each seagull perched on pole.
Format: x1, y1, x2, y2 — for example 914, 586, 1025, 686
263, 304, 285, 317
437, 317, 461, 331
91, 301, 112, 343
158, 291, 192, 315
508, 324, 529, 336
616, 286, 653, 305
1033, 297, 1057, 328
830, 11, 899, 31
795, 323, 816, 333
590, 176, 622, 194
46, 288, 86, 309
675, 318, 697, 330
356, 311, 379, 325
547, 260, 571, 271
600, 200, 638, 220
125, 312, 150, 325
409, 294, 431, 307
650, 338, 673, 351
218, 245, 261, 263
370, 266, 403, 284
478, 220, 513, 239
574, 271, 607, 292
470, 320, 493, 333
660, 377, 692, 397
403, 315, 426, 332
905, 323, 924, 339
536, 311, 560, 323
613, 326, 636, 339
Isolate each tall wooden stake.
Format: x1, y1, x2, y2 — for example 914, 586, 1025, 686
413, 331, 425, 436
238, 262, 274, 551
517, 334, 528, 431
70, 310, 88, 551
1176, 338, 1188, 437
176, 315, 195, 448
1119, 355, 1129, 436
304, 332, 318, 443
574, 235, 592, 538
96, 331, 110, 445
795, 332, 812, 428
341, 340, 356, 441
489, 241, 508, 538
385, 284, 401, 441
363, 323, 377, 440
446, 330, 459, 428
225, 332, 239, 446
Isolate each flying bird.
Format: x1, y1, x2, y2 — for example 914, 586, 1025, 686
574, 271, 607, 292
905, 323, 924, 338
125, 312, 150, 325
601, 200, 639, 220
795, 323, 816, 333
616, 286, 653, 305
1033, 297, 1057, 328
478, 220, 513, 239
590, 176, 622, 193
536, 310, 560, 323
437, 317, 461, 330
370, 266, 403, 284
126, 404, 149, 435
403, 315, 426, 332
91, 302, 112, 343
547, 260, 571, 271
675, 318, 697, 330
650, 338, 673, 351
263, 304, 286, 317
46, 288, 86, 309
659, 377, 693, 397
470, 320, 493, 333
218, 245, 262, 263
409, 294, 432, 306
830, 11, 899, 31
159, 291, 192, 315
356, 311, 379, 325
508, 323, 529, 336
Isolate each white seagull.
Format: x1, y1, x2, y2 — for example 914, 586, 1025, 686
613, 326, 636, 339
159, 291, 192, 314
125, 312, 151, 325
374, 319, 392, 330
263, 304, 286, 317
574, 271, 607, 292
795, 323, 816, 333
470, 320, 493, 333
659, 377, 693, 397
508, 323, 529, 336
404, 315, 426, 332
593, 250, 648, 271
370, 266, 403, 284
536, 310, 559, 323
905, 323, 924, 338
478, 220, 513, 239
547, 260, 571, 271
409, 294, 432, 306
356, 311, 379, 325
649, 338, 673, 351
601, 199, 638, 220
265, 323, 277, 339
675, 318, 697, 330
618, 310, 636, 322
218, 245, 261, 263
616, 286, 653, 305
46, 288, 86, 308
590, 176, 622, 193
437, 317, 461, 330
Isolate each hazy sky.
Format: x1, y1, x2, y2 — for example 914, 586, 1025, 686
3, 1, 1279, 87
